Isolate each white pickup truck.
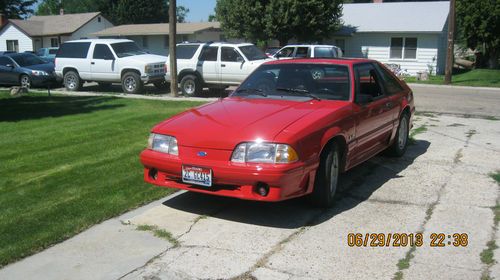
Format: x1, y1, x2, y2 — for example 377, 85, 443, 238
166, 42, 272, 96
55, 39, 168, 94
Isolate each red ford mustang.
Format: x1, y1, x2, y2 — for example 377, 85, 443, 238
140, 58, 414, 207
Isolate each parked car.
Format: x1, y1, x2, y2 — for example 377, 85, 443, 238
274, 45, 343, 59
166, 42, 273, 97
0, 53, 56, 88
55, 39, 168, 94
140, 58, 415, 207
36, 47, 59, 63
264, 46, 281, 57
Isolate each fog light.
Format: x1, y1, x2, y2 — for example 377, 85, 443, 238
256, 183, 269, 197
149, 169, 158, 180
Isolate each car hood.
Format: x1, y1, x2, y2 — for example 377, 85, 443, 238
23, 63, 55, 73
152, 97, 325, 150
123, 54, 167, 64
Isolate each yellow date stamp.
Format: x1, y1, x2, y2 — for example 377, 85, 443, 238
347, 233, 468, 247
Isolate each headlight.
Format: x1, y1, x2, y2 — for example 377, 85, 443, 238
145, 64, 153, 73
31, 70, 48, 76
148, 133, 178, 155
231, 142, 298, 164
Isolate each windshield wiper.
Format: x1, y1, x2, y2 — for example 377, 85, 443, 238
234, 88, 268, 97
275, 87, 321, 101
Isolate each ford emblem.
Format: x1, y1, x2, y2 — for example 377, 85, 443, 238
197, 151, 208, 157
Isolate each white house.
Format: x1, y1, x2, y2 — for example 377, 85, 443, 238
327, 1, 450, 75
93, 22, 221, 56
0, 12, 113, 53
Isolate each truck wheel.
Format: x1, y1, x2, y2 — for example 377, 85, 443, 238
153, 80, 170, 90
121, 72, 144, 94
308, 142, 340, 208
180, 74, 201, 97
64, 70, 82, 91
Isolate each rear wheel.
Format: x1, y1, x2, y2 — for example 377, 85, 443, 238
64, 70, 82, 91
180, 74, 202, 97
308, 142, 340, 208
19, 75, 31, 88
121, 72, 143, 94
386, 113, 410, 157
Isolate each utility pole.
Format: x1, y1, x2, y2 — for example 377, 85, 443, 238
444, 0, 455, 85
169, 0, 178, 96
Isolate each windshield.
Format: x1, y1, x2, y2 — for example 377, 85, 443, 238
10, 54, 46, 67
233, 63, 351, 101
239, 45, 268, 61
111, 42, 147, 58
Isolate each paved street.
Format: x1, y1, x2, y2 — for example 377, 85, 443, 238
1, 108, 499, 279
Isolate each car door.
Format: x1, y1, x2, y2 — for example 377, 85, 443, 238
196, 46, 219, 83
220, 47, 249, 84
0, 56, 17, 84
351, 63, 395, 162
90, 44, 117, 81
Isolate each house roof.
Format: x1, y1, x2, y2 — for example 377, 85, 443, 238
92, 22, 220, 37
8, 12, 102, 36
342, 1, 449, 33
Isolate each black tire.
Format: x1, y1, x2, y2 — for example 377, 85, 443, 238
19, 74, 31, 88
386, 113, 410, 157
308, 142, 340, 208
153, 80, 170, 90
64, 70, 82, 91
98, 82, 112, 90
121, 72, 144, 94
180, 74, 202, 97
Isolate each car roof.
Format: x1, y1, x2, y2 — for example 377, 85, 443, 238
281, 44, 340, 48
64, 39, 132, 44
264, 58, 375, 66
177, 42, 255, 47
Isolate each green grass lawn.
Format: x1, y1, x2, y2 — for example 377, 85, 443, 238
0, 92, 205, 267
405, 69, 500, 88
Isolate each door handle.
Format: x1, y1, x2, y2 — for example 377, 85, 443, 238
221, 64, 226, 67
91, 62, 95, 65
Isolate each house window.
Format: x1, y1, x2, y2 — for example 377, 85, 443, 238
6, 40, 19, 52
390, 37, 417, 60
164, 36, 168, 48
142, 36, 148, 48
98, 16, 101, 23
51, 38, 59, 47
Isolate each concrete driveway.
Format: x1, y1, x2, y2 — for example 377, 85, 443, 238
1, 110, 499, 279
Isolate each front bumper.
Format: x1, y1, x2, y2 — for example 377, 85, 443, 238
141, 73, 166, 84
140, 148, 313, 202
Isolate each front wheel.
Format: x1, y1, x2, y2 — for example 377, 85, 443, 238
180, 74, 202, 97
20, 74, 31, 88
308, 143, 340, 208
121, 72, 144, 94
386, 113, 410, 157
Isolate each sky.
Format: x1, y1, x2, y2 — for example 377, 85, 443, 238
178, 0, 217, 22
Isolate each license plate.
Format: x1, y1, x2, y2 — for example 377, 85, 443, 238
182, 165, 212, 187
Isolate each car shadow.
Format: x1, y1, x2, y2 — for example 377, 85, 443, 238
162, 140, 431, 229
0, 95, 124, 122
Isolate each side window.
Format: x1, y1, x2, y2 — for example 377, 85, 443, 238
93, 44, 114, 60
0, 57, 12, 66
314, 47, 335, 58
57, 42, 91, 58
221, 47, 243, 62
199, 46, 218, 61
277, 47, 294, 57
295, 47, 309, 58
354, 63, 384, 101
375, 63, 404, 95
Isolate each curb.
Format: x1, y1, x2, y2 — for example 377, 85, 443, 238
407, 83, 500, 92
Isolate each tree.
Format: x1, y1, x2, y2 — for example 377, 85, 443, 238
215, 0, 343, 46
456, 0, 500, 69
0, 0, 36, 19
35, 0, 189, 25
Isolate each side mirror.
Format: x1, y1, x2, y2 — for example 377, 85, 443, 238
356, 94, 373, 105
236, 56, 244, 63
